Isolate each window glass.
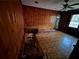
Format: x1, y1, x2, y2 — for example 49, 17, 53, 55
69, 14, 79, 28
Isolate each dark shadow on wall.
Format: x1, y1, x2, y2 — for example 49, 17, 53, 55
58, 9, 79, 38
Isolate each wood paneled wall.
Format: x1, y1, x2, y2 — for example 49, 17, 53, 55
59, 12, 71, 31
23, 5, 59, 30
59, 10, 79, 38
0, 1, 24, 59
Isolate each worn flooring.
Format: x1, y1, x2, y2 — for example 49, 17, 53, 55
36, 31, 78, 59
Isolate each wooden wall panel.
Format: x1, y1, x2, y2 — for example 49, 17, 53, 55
23, 5, 59, 30
0, 1, 24, 59
59, 10, 79, 38
59, 12, 70, 31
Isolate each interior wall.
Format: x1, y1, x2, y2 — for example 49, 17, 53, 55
22, 5, 59, 30
0, 1, 24, 59
59, 12, 71, 31
59, 10, 79, 38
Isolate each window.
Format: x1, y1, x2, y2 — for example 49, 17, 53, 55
69, 14, 79, 28
55, 15, 60, 29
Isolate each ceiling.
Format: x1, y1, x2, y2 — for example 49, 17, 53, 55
21, 0, 79, 11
